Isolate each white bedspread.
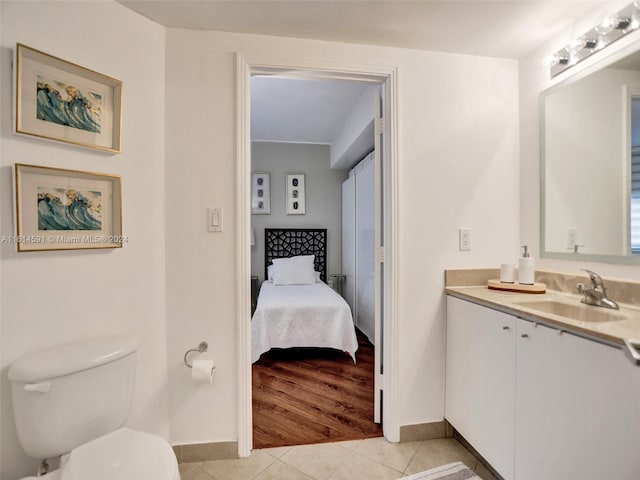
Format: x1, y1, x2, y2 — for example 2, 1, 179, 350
251, 280, 358, 363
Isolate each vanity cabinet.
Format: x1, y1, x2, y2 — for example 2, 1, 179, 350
446, 296, 640, 480
515, 319, 640, 480
445, 296, 515, 480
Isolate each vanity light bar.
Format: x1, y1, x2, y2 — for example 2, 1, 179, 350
550, 2, 640, 78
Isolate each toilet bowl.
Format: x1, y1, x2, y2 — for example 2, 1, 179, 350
9, 336, 180, 480
19, 428, 179, 480
65, 428, 179, 480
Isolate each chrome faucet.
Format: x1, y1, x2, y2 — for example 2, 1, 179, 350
576, 269, 619, 310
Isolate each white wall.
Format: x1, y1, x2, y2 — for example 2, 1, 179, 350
250, 142, 348, 280
165, 28, 520, 441
330, 86, 376, 169
0, 3, 523, 460
520, 0, 640, 278
0, 2, 168, 479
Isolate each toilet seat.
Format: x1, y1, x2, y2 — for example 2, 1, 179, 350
61, 427, 179, 480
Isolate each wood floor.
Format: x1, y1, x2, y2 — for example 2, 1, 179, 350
252, 328, 383, 449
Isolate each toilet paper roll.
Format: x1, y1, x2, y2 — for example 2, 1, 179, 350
191, 358, 215, 384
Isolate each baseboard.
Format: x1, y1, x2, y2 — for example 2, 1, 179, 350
172, 441, 238, 463
399, 421, 449, 442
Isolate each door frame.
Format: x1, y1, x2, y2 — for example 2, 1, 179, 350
235, 53, 400, 456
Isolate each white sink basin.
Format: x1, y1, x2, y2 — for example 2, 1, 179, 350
513, 299, 626, 323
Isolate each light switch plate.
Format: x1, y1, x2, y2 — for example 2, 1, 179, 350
208, 208, 223, 232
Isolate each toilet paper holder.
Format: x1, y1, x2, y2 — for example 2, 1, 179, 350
184, 341, 210, 368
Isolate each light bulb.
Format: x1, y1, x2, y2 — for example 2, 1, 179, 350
595, 15, 616, 35
617, 16, 631, 30
584, 37, 597, 49
552, 52, 570, 66
567, 36, 586, 55
595, 37, 608, 50
542, 53, 556, 68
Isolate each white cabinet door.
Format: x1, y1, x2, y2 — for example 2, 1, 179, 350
341, 174, 356, 316
446, 297, 516, 480
515, 319, 640, 480
355, 155, 376, 344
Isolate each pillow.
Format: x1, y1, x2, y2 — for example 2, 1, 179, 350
272, 255, 316, 285
267, 264, 275, 281
267, 264, 319, 283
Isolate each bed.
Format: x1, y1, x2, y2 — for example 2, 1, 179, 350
251, 228, 358, 363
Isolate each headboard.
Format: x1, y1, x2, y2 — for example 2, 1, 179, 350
264, 228, 327, 282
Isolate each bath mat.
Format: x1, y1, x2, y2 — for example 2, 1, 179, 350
401, 461, 480, 480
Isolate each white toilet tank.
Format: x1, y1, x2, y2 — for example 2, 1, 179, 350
8, 336, 138, 460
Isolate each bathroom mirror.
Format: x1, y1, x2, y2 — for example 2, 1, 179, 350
541, 43, 640, 264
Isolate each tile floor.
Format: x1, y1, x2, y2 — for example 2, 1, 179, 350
178, 437, 499, 480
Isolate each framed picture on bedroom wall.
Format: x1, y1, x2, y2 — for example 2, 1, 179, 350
251, 172, 270, 214
286, 173, 305, 215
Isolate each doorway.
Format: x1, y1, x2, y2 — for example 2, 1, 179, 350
236, 54, 399, 457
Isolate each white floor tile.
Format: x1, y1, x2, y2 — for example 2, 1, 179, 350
280, 442, 353, 480
199, 452, 275, 480
404, 439, 477, 475
354, 437, 422, 472
327, 454, 402, 480
254, 459, 315, 480
179, 463, 214, 480
332, 439, 363, 451
257, 445, 293, 459
178, 437, 480, 480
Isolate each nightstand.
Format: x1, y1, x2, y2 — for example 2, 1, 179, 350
328, 274, 346, 297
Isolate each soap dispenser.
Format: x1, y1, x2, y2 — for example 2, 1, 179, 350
519, 245, 535, 285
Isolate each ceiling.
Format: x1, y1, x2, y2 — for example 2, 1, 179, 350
118, 0, 612, 59
118, 0, 618, 148
251, 76, 375, 144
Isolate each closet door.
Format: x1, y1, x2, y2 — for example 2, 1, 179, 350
355, 154, 376, 344
341, 174, 356, 316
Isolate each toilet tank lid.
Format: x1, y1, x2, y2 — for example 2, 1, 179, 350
8, 336, 138, 383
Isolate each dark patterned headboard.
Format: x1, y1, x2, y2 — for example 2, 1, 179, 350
264, 228, 327, 282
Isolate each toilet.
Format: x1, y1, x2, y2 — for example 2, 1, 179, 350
8, 336, 180, 480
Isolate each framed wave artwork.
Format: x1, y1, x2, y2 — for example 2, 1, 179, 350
14, 164, 124, 252
14, 44, 123, 153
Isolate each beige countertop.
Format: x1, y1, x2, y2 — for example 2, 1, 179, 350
446, 285, 640, 347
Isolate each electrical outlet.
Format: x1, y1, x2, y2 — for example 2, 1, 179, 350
567, 228, 577, 248
459, 228, 471, 251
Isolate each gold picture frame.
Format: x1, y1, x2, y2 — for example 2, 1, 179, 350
14, 164, 124, 252
15, 44, 123, 153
